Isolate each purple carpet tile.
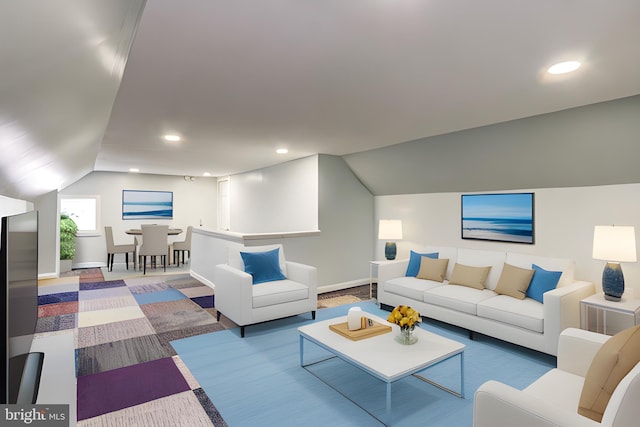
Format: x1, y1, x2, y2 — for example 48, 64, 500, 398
76, 357, 190, 420
38, 291, 78, 305
191, 295, 214, 309
80, 279, 127, 291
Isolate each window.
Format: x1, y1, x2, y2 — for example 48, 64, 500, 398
60, 196, 100, 236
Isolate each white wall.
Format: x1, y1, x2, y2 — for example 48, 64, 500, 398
229, 155, 318, 233
376, 183, 640, 297
59, 171, 217, 268
34, 191, 59, 277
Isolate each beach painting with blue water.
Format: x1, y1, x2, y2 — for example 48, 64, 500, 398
122, 190, 173, 220
462, 193, 534, 243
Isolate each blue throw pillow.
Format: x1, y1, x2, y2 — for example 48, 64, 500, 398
526, 264, 562, 303
240, 248, 286, 285
405, 251, 439, 277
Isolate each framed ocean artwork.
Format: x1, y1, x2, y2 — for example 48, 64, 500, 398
122, 190, 173, 220
461, 193, 534, 244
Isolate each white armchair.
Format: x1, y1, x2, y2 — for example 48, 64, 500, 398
474, 328, 640, 427
214, 244, 317, 337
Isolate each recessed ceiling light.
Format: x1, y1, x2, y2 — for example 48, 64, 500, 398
203, 172, 211, 177
129, 168, 139, 173
163, 134, 181, 142
276, 148, 288, 154
547, 61, 581, 75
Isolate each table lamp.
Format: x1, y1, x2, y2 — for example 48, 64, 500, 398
378, 220, 403, 260
592, 225, 637, 301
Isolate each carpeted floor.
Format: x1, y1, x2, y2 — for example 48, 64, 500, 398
37, 268, 227, 426
36, 268, 368, 426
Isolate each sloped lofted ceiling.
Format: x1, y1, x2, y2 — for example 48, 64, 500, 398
0, 0, 145, 200
2, 1, 640, 201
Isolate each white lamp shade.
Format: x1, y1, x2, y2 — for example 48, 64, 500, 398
593, 225, 637, 262
378, 220, 403, 240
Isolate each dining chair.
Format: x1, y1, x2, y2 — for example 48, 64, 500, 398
104, 226, 136, 272
139, 225, 169, 274
172, 226, 192, 265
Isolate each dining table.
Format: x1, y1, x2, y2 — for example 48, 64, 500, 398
125, 228, 183, 236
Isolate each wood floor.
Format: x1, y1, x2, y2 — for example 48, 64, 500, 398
318, 283, 377, 302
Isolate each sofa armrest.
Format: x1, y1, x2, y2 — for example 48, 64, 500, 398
474, 380, 600, 427
285, 261, 318, 292
214, 264, 254, 325
543, 280, 595, 355
557, 328, 610, 377
377, 259, 409, 286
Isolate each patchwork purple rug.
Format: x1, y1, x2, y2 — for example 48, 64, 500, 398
76, 357, 190, 420
41, 269, 226, 424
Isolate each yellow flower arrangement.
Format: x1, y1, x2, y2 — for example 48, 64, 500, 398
387, 305, 422, 330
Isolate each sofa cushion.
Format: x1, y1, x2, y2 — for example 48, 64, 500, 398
526, 264, 562, 303
405, 250, 438, 277
385, 276, 444, 301
456, 248, 506, 290
524, 368, 585, 412
252, 279, 309, 308
505, 252, 574, 287
477, 295, 544, 333
417, 257, 449, 282
424, 284, 496, 315
449, 263, 491, 290
578, 325, 640, 422
240, 248, 287, 284
494, 263, 534, 300
230, 243, 288, 277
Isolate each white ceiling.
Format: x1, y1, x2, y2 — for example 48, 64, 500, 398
2, 1, 640, 200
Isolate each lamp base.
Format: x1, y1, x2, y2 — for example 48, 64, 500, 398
384, 242, 397, 260
602, 262, 624, 302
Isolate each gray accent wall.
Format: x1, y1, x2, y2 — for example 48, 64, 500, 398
317, 154, 374, 286
344, 95, 640, 196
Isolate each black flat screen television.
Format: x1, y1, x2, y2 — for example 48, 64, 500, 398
1, 210, 43, 404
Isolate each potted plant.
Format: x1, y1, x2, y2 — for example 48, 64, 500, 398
60, 214, 78, 272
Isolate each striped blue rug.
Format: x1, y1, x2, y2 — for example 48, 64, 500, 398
172, 302, 555, 426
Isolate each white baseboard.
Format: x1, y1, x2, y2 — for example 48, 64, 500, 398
191, 270, 215, 289
73, 261, 106, 269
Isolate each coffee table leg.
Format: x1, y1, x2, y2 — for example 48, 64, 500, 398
386, 382, 392, 424
299, 335, 304, 366
460, 352, 465, 398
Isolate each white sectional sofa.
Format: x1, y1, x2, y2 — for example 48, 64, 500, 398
377, 246, 595, 355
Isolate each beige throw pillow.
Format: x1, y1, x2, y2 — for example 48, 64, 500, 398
448, 263, 491, 290
416, 257, 449, 282
578, 324, 640, 422
494, 263, 534, 300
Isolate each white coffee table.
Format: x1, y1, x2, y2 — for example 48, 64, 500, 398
298, 313, 465, 425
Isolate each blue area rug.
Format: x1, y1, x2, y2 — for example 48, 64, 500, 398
172, 302, 555, 426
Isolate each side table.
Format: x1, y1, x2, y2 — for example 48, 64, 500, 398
369, 260, 397, 300
580, 293, 640, 335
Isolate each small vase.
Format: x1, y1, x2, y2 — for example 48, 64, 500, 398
395, 326, 418, 345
